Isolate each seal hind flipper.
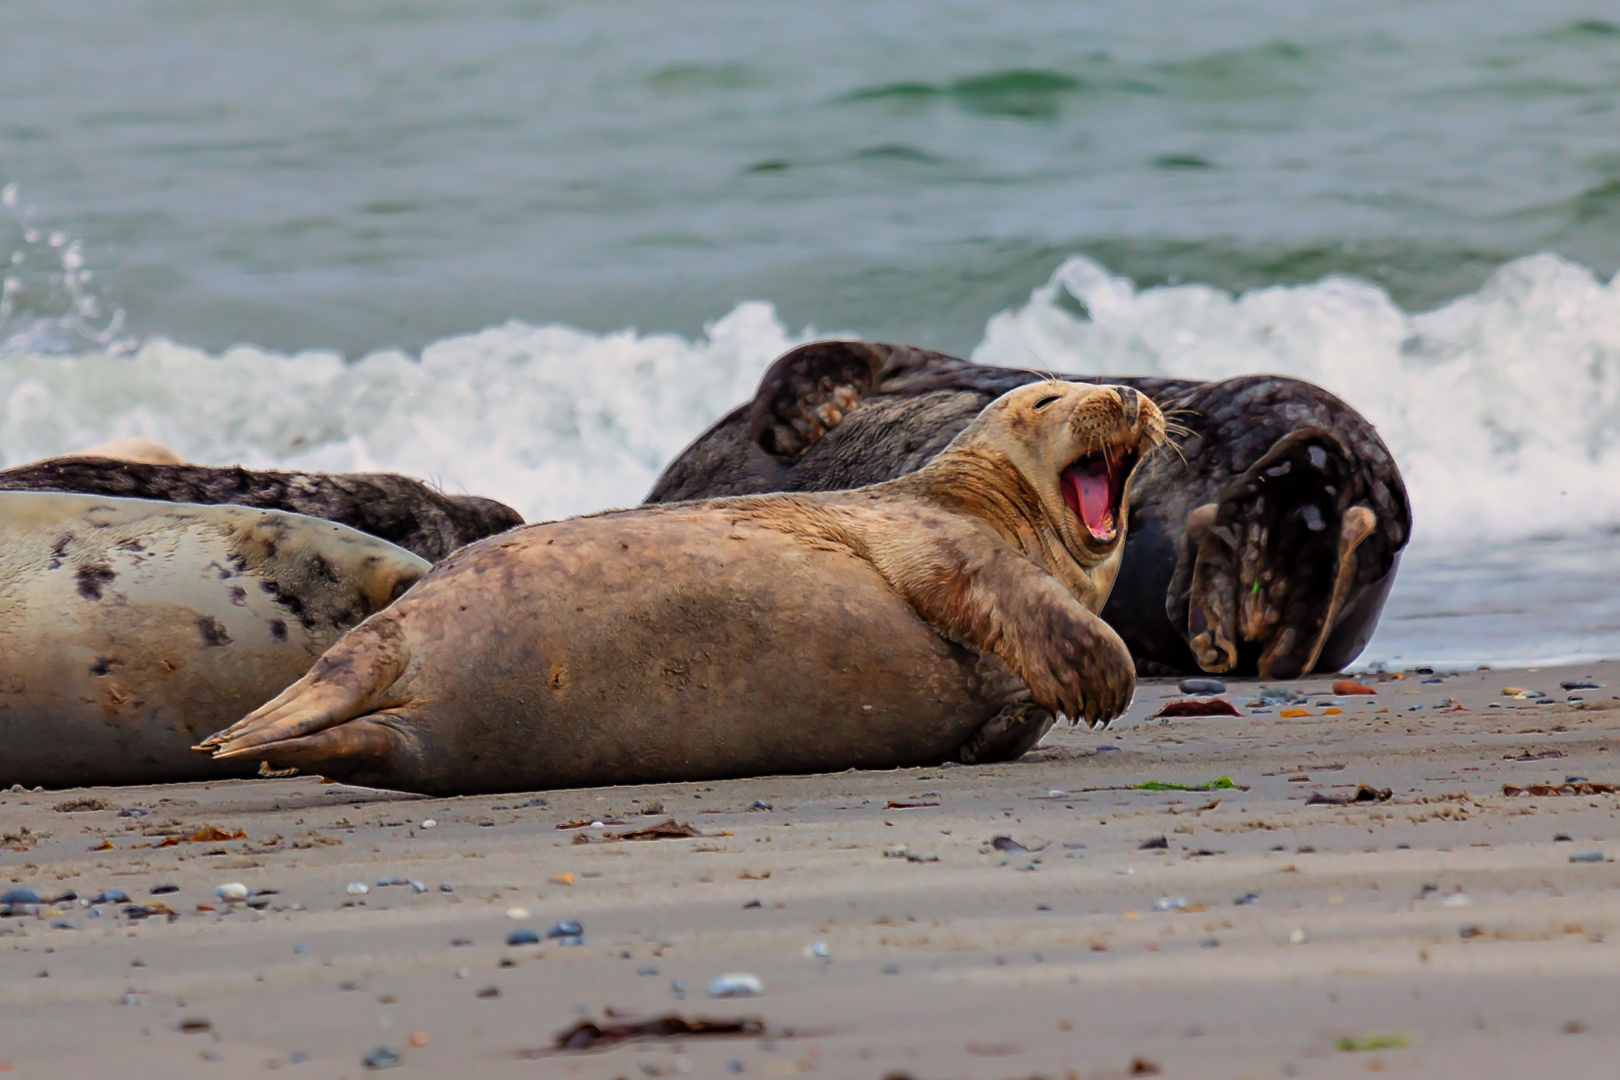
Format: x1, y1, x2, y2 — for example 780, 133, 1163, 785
957, 702, 1056, 764
1178, 427, 1366, 679
220, 717, 407, 776
1275, 504, 1377, 677
746, 340, 890, 459
199, 616, 411, 759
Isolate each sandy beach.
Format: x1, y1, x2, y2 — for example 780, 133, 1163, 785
4, 660, 1618, 1079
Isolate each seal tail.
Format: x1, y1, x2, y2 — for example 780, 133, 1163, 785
195, 616, 410, 762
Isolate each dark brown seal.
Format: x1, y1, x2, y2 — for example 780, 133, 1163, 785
199, 381, 1165, 795
0, 492, 429, 788
0, 458, 523, 563
648, 341, 1410, 680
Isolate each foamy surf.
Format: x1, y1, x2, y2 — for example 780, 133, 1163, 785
1, 303, 809, 522
3, 252, 1618, 666
978, 251, 1620, 550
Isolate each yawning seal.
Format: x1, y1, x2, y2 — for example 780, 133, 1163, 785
649, 341, 1410, 679
199, 381, 1164, 795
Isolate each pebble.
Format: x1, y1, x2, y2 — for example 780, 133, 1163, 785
671, 979, 688, 997
708, 972, 764, 998
149, 884, 180, 895
546, 919, 584, 938
361, 1045, 402, 1070
637, 964, 659, 975
410, 881, 428, 893
1, 888, 41, 905
505, 927, 541, 947
376, 876, 410, 887
214, 883, 249, 902
438, 883, 455, 893
89, 890, 129, 905
421, 819, 436, 829
294, 944, 310, 954
881, 963, 901, 975
1289, 929, 1309, 945
346, 882, 370, 895
804, 941, 830, 958
1440, 893, 1470, 907
476, 985, 501, 999
1570, 851, 1606, 864
1179, 677, 1227, 695
506, 907, 529, 920
1152, 896, 1187, 911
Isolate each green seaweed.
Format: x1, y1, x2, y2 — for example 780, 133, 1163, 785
1334, 1035, 1408, 1052
1133, 776, 1239, 792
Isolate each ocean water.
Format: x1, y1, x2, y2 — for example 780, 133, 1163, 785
3, 0, 1619, 668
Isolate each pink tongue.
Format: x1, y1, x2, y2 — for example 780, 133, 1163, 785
1064, 464, 1115, 539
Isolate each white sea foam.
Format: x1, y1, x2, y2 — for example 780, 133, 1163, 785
1, 303, 808, 521
976, 252, 1620, 551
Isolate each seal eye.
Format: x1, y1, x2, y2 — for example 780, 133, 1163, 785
1033, 395, 1061, 411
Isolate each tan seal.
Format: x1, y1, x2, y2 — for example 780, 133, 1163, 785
65, 437, 186, 465
0, 492, 429, 788
200, 381, 1165, 795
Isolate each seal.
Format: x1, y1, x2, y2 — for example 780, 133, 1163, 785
649, 341, 1411, 679
0, 492, 430, 788
60, 437, 186, 465
0, 459, 523, 563
198, 381, 1165, 795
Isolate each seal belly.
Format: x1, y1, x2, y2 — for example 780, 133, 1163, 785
0, 493, 429, 788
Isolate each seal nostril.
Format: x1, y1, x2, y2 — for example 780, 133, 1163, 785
1115, 387, 1140, 428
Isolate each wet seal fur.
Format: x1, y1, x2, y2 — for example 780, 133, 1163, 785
0, 492, 429, 787
650, 341, 1411, 679
0, 459, 523, 563
200, 382, 1164, 795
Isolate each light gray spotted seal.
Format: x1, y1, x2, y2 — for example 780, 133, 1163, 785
0, 492, 428, 788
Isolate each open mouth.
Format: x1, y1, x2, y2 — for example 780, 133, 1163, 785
1061, 446, 1136, 543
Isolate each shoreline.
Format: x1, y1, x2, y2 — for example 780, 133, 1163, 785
4, 657, 1619, 1077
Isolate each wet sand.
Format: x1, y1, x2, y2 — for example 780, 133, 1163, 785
4, 660, 1619, 1079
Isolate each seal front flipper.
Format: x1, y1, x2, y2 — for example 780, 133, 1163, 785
746, 341, 890, 459
891, 548, 1137, 729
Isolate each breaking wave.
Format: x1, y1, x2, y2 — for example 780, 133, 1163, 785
6, 248, 1619, 551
